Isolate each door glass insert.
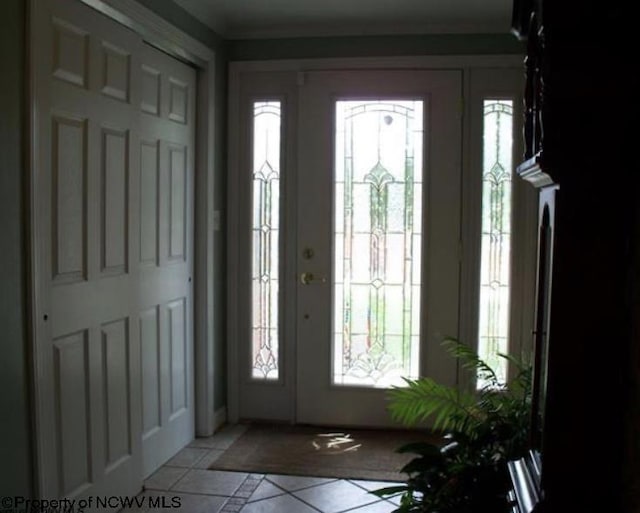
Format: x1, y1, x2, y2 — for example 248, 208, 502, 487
478, 99, 514, 387
252, 101, 281, 380
333, 100, 423, 388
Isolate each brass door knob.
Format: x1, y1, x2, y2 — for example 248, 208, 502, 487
300, 272, 326, 285
300, 272, 314, 285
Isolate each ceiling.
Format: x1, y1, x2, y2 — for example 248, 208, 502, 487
172, 0, 513, 39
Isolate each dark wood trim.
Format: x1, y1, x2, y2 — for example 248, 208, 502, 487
515, 153, 552, 189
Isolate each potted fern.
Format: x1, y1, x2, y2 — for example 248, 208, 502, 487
375, 338, 532, 513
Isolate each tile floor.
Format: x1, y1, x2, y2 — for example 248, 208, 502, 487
138, 424, 402, 513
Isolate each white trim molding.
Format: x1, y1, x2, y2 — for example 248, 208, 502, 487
229, 54, 523, 74
213, 406, 228, 432
80, 0, 213, 67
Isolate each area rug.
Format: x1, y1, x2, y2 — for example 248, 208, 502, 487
209, 424, 442, 482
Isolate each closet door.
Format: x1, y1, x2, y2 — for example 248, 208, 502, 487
138, 43, 196, 478
32, 0, 195, 498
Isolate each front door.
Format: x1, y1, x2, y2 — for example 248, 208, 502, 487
231, 69, 462, 427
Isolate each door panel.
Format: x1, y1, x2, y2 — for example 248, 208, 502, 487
52, 331, 91, 495
101, 318, 132, 470
33, 0, 195, 498
51, 114, 87, 284
101, 127, 128, 276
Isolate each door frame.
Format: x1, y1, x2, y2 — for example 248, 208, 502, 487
227, 54, 532, 424
27, 0, 219, 495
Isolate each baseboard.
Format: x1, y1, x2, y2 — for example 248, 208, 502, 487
213, 406, 227, 432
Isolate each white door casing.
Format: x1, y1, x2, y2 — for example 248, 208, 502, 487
31, 0, 195, 498
227, 59, 534, 430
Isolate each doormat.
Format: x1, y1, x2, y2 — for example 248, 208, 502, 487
209, 424, 443, 482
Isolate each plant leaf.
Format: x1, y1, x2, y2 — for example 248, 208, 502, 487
442, 337, 499, 387
401, 456, 441, 474
371, 486, 408, 498
387, 377, 478, 434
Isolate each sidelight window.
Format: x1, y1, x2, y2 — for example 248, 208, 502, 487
478, 99, 514, 387
251, 101, 281, 380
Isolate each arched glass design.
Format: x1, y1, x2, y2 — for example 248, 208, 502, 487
333, 100, 424, 388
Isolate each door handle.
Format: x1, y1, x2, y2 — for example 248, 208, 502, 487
300, 272, 327, 285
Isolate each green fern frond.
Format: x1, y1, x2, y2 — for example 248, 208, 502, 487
498, 352, 526, 373
387, 378, 479, 433
497, 352, 533, 399
442, 338, 499, 387
378, 336, 533, 513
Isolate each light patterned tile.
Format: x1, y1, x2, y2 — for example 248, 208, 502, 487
240, 494, 319, 513
189, 437, 222, 449
133, 491, 227, 513
344, 500, 397, 513
144, 467, 188, 491
266, 474, 336, 492
221, 497, 246, 512
191, 424, 248, 450
209, 436, 244, 451
235, 475, 263, 498
165, 447, 210, 468
349, 480, 404, 504
293, 480, 379, 513
172, 493, 227, 513
247, 480, 286, 502
349, 479, 405, 507
348, 480, 400, 492
193, 449, 226, 469
172, 470, 248, 496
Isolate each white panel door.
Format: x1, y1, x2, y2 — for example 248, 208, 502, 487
32, 0, 195, 499
138, 43, 196, 478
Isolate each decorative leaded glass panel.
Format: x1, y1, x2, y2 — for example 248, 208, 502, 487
333, 100, 424, 388
478, 100, 514, 387
252, 101, 281, 380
